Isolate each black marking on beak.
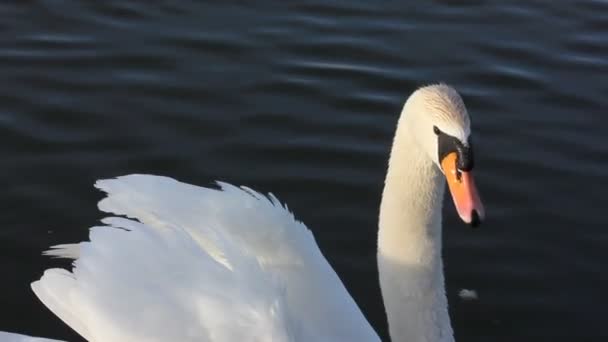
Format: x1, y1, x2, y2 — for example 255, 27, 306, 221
470, 210, 481, 228
435, 126, 474, 171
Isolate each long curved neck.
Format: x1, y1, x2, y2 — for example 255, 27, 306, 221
377, 113, 454, 342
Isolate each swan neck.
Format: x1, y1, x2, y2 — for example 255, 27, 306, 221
377, 114, 454, 342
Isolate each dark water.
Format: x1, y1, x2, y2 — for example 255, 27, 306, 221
0, 1, 607, 341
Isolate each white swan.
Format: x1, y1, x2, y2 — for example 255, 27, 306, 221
0, 332, 60, 342
2, 84, 483, 342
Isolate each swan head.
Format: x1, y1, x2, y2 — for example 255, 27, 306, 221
404, 84, 485, 226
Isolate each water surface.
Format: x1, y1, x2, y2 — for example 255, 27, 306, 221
0, 1, 607, 341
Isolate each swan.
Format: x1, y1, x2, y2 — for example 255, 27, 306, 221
0, 332, 60, 342
1, 84, 484, 342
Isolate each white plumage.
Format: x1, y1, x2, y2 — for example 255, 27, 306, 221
0, 332, 60, 342
32, 175, 380, 342
1, 84, 483, 342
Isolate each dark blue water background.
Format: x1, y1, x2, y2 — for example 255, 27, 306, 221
0, 1, 607, 341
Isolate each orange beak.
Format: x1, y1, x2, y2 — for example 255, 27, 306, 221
440, 152, 485, 226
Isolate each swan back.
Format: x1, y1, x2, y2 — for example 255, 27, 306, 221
33, 175, 380, 342
0, 332, 61, 342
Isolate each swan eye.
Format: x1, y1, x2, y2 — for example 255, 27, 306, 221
433, 126, 441, 135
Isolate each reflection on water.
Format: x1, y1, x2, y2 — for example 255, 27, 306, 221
0, 1, 607, 341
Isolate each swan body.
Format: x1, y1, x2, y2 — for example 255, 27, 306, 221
0, 332, 60, 342
1, 84, 483, 342
35, 176, 381, 342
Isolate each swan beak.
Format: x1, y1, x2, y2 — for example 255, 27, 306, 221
440, 152, 485, 227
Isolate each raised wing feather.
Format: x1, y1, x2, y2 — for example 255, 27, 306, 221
33, 175, 379, 342
0, 332, 62, 342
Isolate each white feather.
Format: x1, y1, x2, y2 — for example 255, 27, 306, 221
0, 331, 62, 342
2, 84, 476, 342
30, 174, 379, 342
42, 244, 80, 259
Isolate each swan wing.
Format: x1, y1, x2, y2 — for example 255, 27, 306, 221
33, 175, 380, 342
0, 332, 62, 342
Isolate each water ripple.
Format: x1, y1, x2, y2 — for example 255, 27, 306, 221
0, 1, 606, 341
